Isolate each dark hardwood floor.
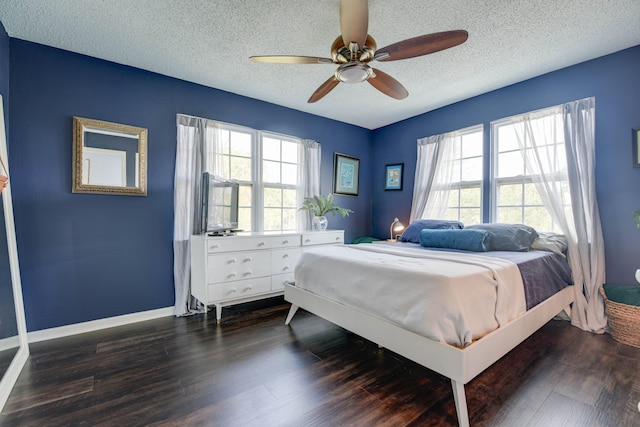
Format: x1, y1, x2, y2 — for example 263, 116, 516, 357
1, 297, 639, 426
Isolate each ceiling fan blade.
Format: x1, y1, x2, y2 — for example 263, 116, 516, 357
376, 30, 468, 62
250, 55, 334, 65
368, 69, 408, 100
308, 76, 340, 103
340, 0, 368, 51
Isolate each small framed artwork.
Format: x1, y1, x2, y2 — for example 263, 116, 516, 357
633, 128, 640, 168
385, 163, 404, 191
333, 152, 360, 196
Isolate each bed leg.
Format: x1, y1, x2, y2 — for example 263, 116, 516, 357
284, 304, 299, 325
451, 379, 469, 427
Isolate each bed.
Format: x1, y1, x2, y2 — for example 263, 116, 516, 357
283, 228, 574, 427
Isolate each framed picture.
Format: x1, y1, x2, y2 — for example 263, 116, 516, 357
633, 128, 640, 168
385, 163, 404, 191
333, 152, 359, 196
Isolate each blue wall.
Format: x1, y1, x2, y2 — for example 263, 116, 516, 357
372, 45, 640, 286
8, 39, 372, 332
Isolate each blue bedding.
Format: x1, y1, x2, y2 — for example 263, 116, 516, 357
397, 243, 572, 310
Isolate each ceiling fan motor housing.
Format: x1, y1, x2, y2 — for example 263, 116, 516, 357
335, 62, 373, 83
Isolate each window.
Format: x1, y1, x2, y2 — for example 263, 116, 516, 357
206, 125, 301, 233
491, 108, 570, 232
262, 133, 299, 232
444, 126, 483, 225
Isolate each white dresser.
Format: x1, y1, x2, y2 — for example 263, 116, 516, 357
190, 230, 344, 322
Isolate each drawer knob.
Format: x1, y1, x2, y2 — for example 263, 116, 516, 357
336, 237, 341, 241
305, 239, 311, 243
211, 244, 220, 249
283, 240, 289, 244
227, 273, 237, 279
283, 266, 290, 271
258, 241, 266, 247
283, 254, 289, 259
243, 271, 252, 277
230, 288, 237, 294
243, 285, 253, 291
243, 257, 252, 263
228, 258, 237, 264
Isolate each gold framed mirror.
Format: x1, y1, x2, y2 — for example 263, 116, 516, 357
72, 117, 147, 196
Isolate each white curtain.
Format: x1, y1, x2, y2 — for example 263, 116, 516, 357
410, 133, 458, 221
173, 114, 215, 316
512, 97, 605, 332
297, 139, 321, 231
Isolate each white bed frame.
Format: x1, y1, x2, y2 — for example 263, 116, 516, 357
284, 283, 574, 427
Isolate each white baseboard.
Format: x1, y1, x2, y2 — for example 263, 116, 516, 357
27, 307, 175, 344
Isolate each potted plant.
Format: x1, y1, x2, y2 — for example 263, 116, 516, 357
634, 210, 640, 230
300, 194, 353, 231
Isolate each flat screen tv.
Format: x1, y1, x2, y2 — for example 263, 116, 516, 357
201, 173, 239, 235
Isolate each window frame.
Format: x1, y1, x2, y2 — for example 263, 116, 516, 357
490, 109, 569, 232
206, 122, 302, 233
442, 124, 484, 224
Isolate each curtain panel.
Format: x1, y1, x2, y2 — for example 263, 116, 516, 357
511, 97, 605, 332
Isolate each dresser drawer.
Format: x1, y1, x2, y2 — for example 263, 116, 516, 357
206, 236, 271, 253
268, 234, 301, 248
302, 230, 344, 246
207, 251, 271, 283
271, 248, 301, 274
207, 277, 272, 302
271, 273, 294, 291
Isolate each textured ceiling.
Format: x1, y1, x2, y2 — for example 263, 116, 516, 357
1, 0, 639, 129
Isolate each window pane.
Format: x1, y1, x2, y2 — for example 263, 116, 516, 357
461, 158, 482, 181
264, 188, 281, 207
230, 131, 252, 157
282, 208, 297, 230
263, 137, 280, 161
461, 132, 483, 157
497, 151, 524, 178
460, 208, 481, 226
497, 124, 519, 152
450, 161, 461, 183
447, 189, 460, 208
263, 160, 281, 183
238, 185, 252, 207
524, 207, 552, 231
263, 208, 282, 231
217, 129, 230, 155
282, 189, 297, 208
498, 183, 522, 206
524, 183, 543, 205
443, 209, 459, 221
238, 207, 251, 232
230, 156, 251, 181
460, 187, 481, 207
282, 140, 298, 163
497, 207, 522, 224
281, 163, 297, 185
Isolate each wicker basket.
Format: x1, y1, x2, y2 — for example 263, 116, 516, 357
600, 287, 640, 348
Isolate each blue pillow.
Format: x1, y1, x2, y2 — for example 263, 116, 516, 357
419, 229, 488, 252
399, 219, 464, 243
466, 223, 538, 251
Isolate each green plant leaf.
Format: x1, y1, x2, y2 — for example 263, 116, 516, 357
299, 194, 353, 217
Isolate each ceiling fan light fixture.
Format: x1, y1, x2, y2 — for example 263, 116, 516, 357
335, 62, 373, 83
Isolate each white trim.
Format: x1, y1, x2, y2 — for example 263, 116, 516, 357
27, 307, 174, 344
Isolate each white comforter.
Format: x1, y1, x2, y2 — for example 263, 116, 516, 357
294, 244, 526, 347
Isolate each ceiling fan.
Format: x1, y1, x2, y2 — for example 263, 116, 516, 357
250, 0, 468, 103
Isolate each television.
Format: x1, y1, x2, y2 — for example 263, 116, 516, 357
201, 173, 239, 235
